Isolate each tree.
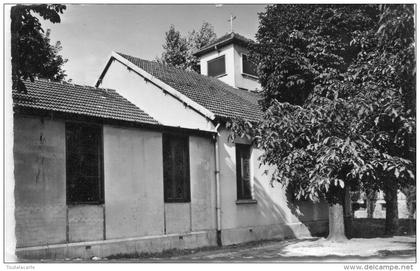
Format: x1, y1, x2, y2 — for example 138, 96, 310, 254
159, 22, 217, 72
230, 94, 373, 242
252, 4, 379, 109
159, 25, 189, 70
11, 4, 67, 91
232, 4, 381, 242
41, 29, 67, 79
345, 4, 415, 234
186, 22, 217, 73
229, 4, 415, 241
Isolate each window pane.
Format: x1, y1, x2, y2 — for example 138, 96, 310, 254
66, 123, 102, 204
236, 144, 252, 200
208, 55, 226, 77
242, 55, 258, 77
163, 134, 190, 202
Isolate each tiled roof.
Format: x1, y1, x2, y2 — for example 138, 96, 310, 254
13, 79, 159, 125
193, 32, 254, 57
116, 52, 263, 122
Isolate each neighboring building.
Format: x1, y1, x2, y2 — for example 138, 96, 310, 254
352, 191, 416, 219
12, 33, 329, 260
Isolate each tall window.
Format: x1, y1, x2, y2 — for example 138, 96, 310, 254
163, 133, 190, 202
236, 144, 252, 200
66, 122, 103, 205
242, 54, 258, 77
207, 55, 226, 77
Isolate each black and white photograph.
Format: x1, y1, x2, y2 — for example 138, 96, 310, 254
2, 1, 417, 269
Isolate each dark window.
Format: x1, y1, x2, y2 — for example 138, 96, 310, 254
351, 200, 367, 212
207, 55, 226, 77
242, 54, 258, 77
236, 144, 252, 200
360, 200, 367, 209
163, 133, 190, 202
66, 122, 103, 205
381, 203, 387, 210
351, 203, 360, 212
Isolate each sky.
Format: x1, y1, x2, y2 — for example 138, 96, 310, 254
40, 4, 267, 86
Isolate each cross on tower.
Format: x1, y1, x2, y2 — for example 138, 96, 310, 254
228, 14, 237, 33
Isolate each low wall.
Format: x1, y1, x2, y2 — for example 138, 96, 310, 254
351, 218, 416, 238
16, 231, 217, 260
16, 220, 329, 260
221, 219, 328, 246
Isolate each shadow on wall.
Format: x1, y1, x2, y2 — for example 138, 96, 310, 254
252, 177, 329, 239
252, 177, 289, 222
219, 134, 328, 240
285, 183, 329, 237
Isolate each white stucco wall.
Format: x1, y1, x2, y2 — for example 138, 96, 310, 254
217, 129, 328, 244
14, 116, 67, 248
99, 60, 215, 132
103, 126, 217, 239
14, 115, 218, 252
190, 135, 217, 231
103, 125, 165, 239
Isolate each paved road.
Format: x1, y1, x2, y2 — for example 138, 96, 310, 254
109, 236, 416, 262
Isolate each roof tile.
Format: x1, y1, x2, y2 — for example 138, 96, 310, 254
13, 79, 159, 125
117, 52, 263, 122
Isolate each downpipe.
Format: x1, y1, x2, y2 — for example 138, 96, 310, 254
213, 123, 222, 246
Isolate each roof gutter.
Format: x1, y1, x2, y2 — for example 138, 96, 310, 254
193, 35, 253, 57
14, 107, 217, 138
193, 37, 235, 57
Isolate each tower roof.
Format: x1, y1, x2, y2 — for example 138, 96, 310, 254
193, 32, 254, 57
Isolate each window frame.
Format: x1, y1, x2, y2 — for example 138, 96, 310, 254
235, 143, 253, 201
207, 55, 226, 77
241, 53, 258, 78
65, 121, 104, 206
162, 133, 191, 203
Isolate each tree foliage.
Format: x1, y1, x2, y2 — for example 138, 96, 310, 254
186, 22, 217, 72
251, 5, 379, 109
159, 25, 189, 70
159, 22, 216, 72
344, 4, 415, 192
344, 5, 415, 233
11, 4, 67, 91
230, 4, 415, 207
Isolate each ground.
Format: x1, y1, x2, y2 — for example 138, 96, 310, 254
80, 235, 415, 262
